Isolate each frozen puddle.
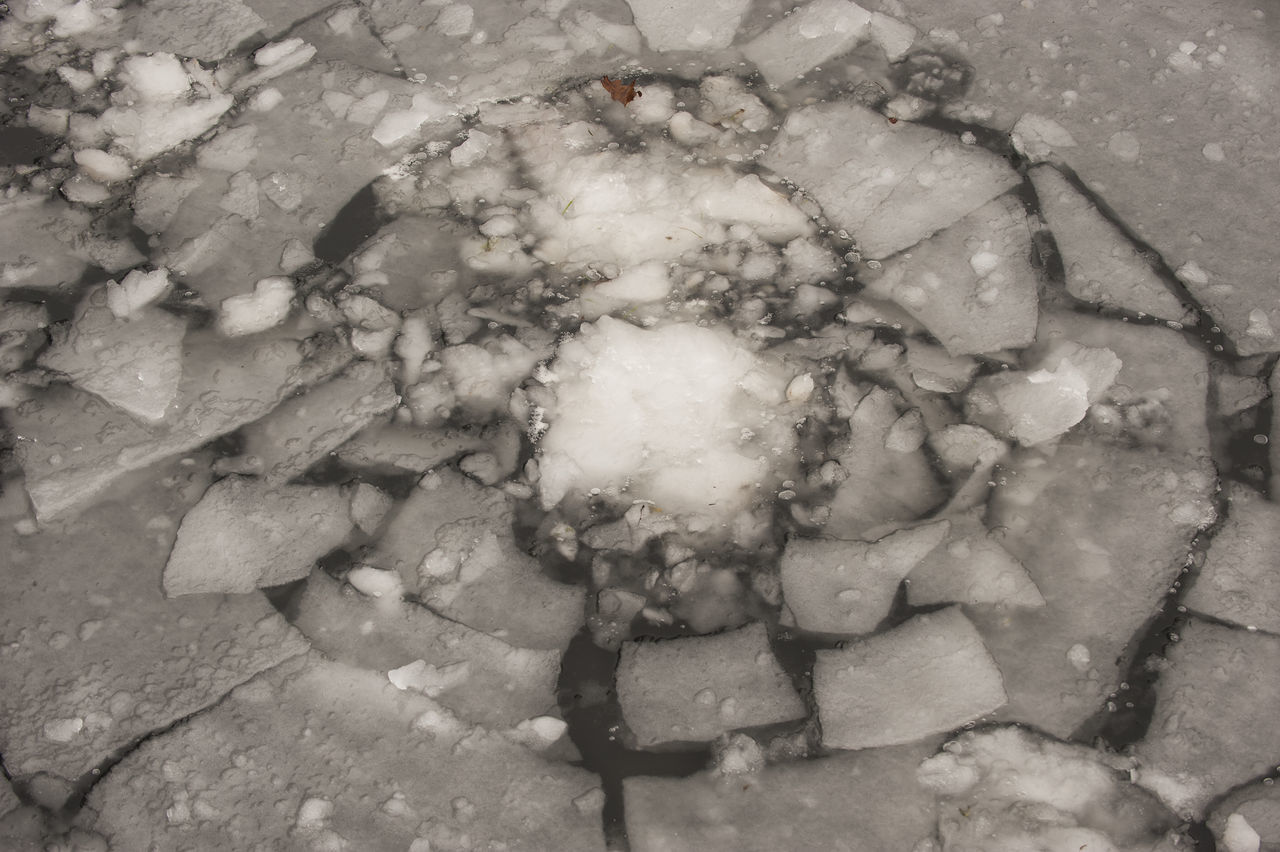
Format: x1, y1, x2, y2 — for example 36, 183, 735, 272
0, 0, 1277, 850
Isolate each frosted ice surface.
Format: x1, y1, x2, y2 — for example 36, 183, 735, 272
741, 0, 872, 86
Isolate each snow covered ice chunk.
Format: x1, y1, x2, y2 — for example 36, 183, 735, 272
781, 520, 949, 634
625, 0, 750, 51
741, 0, 873, 86
918, 727, 1179, 849
216, 275, 295, 337
762, 101, 1018, 259
814, 607, 1006, 750
537, 317, 796, 537
616, 623, 805, 747
163, 476, 354, 596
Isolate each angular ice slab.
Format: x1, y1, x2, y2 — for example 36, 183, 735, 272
741, 0, 872, 86
163, 476, 354, 596
814, 607, 1006, 750
1184, 483, 1280, 632
781, 520, 949, 634
763, 101, 1018, 258
616, 623, 805, 747
625, 0, 749, 52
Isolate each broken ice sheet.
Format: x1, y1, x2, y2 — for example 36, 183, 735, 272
84, 653, 605, 851
615, 623, 805, 748
814, 607, 1007, 750
367, 468, 584, 651
0, 457, 307, 802
292, 569, 562, 731
905, 508, 1045, 609
625, 743, 938, 852
11, 329, 307, 522
918, 726, 1180, 850
162, 476, 355, 596
761, 100, 1019, 259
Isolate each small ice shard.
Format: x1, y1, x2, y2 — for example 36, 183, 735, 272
1136, 618, 1280, 818
919, 727, 1179, 849
781, 520, 949, 634
348, 483, 393, 535
105, 268, 171, 318
163, 477, 353, 596
38, 285, 186, 423
625, 0, 750, 51
966, 344, 1121, 446
814, 607, 1006, 750
741, 0, 873, 85
1009, 113, 1077, 162
73, 149, 132, 183
1207, 780, 1280, 852
372, 92, 455, 147
616, 623, 805, 747
906, 509, 1044, 609
216, 276, 294, 337
346, 565, 402, 599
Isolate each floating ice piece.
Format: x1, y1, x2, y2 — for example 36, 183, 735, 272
1136, 618, 1280, 818
372, 92, 456, 147
73, 149, 131, 183
1030, 165, 1194, 323
865, 195, 1038, 355
814, 607, 1006, 750
124, 0, 267, 62
369, 469, 584, 650
626, 743, 938, 851
625, 0, 750, 51
38, 286, 186, 423
1184, 485, 1280, 632
348, 483, 393, 535
537, 317, 795, 534
919, 727, 1179, 850
116, 53, 190, 102
616, 622, 805, 747
782, 520, 949, 634
163, 476, 354, 596
1009, 113, 1077, 162
1207, 780, 1280, 852
763, 101, 1018, 258
906, 508, 1044, 608
742, 0, 872, 85
216, 275, 294, 337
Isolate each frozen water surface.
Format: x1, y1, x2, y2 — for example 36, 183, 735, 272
0, 0, 1276, 849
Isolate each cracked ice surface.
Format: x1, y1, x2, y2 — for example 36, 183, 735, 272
0, 0, 1277, 848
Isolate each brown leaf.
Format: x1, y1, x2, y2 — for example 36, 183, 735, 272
601, 75, 641, 105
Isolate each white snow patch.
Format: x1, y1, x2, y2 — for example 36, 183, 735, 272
537, 317, 795, 534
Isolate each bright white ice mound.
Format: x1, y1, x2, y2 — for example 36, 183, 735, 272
537, 317, 796, 534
